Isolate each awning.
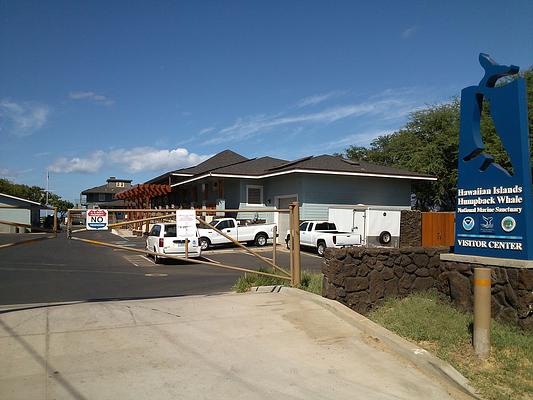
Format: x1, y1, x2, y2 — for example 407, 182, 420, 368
115, 184, 171, 204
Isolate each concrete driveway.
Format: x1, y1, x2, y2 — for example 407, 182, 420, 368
0, 289, 475, 400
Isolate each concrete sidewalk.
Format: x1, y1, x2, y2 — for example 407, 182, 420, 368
0, 289, 477, 400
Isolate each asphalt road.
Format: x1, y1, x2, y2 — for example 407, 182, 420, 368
0, 231, 323, 306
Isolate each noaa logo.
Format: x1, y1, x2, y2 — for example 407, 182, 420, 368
501, 216, 516, 232
462, 216, 475, 231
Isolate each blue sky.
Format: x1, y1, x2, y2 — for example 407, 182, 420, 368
1, 0, 532, 203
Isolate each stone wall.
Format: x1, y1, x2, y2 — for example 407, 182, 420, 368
399, 210, 421, 247
322, 246, 533, 330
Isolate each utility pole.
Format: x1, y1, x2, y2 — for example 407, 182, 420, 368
44, 169, 51, 217
45, 169, 50, 208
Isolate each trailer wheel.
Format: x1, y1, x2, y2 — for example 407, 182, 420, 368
379, 231, 392, 245
255, 233, 268, 247
317, 241, 326, 257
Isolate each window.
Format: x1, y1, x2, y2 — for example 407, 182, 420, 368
164, 225, 176, 237
315, 222, 336, 230
116, 182, 125, 188
246, 185, 263, 205
150, 225, 161, 237
299, 222, 308, 231
98, 193, 106, 202
216, 220, 235, 230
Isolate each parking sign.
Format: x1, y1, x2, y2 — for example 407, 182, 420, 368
176, 210, 197, 236
86, 209, 109, 230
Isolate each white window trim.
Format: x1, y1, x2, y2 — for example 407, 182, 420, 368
246, 185, 264, 206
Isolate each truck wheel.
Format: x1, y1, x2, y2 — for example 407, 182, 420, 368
317, 241, 326, 257
379, 231, 392, 245
285, 235, 291, 249
154, 247, 161, 264
255, 233, 268, 247
199, 237, 211, 250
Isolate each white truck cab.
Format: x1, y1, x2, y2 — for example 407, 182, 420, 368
286, 221, 361, 256
197, 218, 276, 250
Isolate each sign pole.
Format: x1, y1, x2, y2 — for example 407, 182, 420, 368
473, 267, 492, 359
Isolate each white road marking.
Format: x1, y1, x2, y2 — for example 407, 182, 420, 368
141, 255, 156, 265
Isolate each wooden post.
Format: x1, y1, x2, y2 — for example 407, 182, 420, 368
185, 238, 189, 259
290, 202, 301, 286
474, 267, 491, 359
53, 207, 58, 233
66, 209, 72, 239
289, 206, 294, 282
272, 225, 277, 266
145, 196, 151, 234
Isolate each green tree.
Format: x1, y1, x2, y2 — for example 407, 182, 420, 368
0, 178, 73, 216
47, 193, 74, 217
344, 68, 533, 211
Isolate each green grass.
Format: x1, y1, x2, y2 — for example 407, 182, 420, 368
233, 268, 323, 295
368, 290, 533, 400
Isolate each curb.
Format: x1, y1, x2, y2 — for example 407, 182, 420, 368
251, 286, 481, 400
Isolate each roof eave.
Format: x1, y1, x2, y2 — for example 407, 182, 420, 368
170, 169, 437, 187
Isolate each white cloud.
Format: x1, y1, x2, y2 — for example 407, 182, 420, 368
296, 90, 346, 108
0, 167, 17, 178
0, 100, 50, 137
68, 91, 115, 106
325, 130, 394, 149
0, 167, 33, 179
402, 26, 418, 39
198, 127, 215, 135
48, 147, 210, 174
108, 147, 209, 173
48, 151, 105, 174
204, 98, 410, 145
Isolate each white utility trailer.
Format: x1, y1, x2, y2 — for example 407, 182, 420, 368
328, 205, 410, 247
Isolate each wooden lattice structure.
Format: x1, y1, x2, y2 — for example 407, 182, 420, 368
115, 184, 171, 232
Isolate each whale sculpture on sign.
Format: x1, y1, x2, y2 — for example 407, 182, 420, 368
461, 54, 520, 176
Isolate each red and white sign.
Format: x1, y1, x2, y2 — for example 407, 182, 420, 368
86, 209, 109, 230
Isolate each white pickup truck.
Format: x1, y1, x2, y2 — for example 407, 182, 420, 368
285, 221, 361, 256
146, 223, 201, 263
197, 218, 276, 250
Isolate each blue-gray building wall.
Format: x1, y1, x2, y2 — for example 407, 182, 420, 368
0, 196, 41, 233
234, 173, 412, 222
300, 174, 411, 220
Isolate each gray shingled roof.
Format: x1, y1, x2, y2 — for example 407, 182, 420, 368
147, 150, 435, 185
81, 184, 129, 195
144, 150, 248, 184
175, 150, 248, 175
204, 154, 433, 179
265, 155, 434, 178
210, 156, 288, 175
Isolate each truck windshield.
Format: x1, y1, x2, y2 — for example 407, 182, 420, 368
315, 222, 336, 230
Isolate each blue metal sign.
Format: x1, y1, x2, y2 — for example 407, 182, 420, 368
455, 54, 533, 260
